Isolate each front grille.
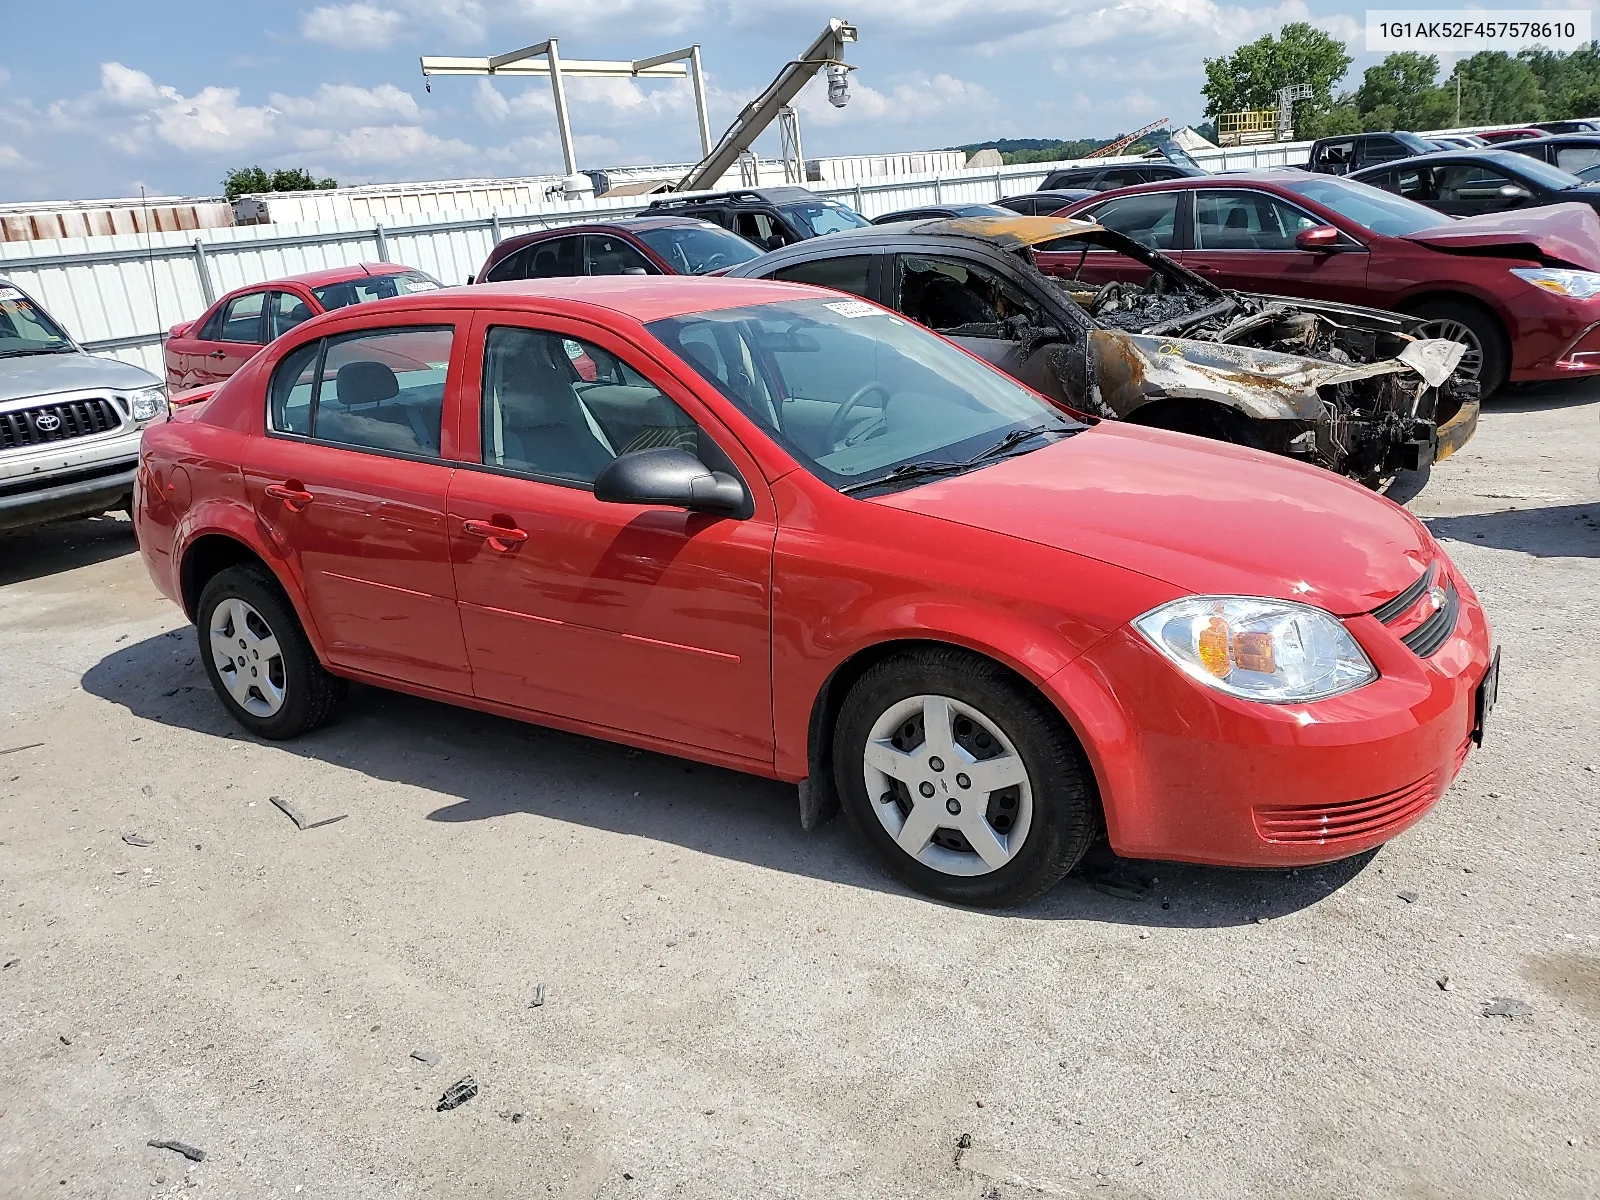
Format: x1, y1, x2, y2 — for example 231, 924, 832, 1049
1370, 561, 1459, 658
1253, 772, 1441, 844
0, 397, 122, 450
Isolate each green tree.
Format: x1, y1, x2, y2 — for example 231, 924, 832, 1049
223, 166, 339, 199
1522, 42, 1600, 119
1202, 22, 1352, 115
1353, 52, 1454, 130
1449, 52, 1545, 124
1296, 100, 1363, 139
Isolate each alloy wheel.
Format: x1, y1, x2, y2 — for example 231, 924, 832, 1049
209, 597, 286, 717
862, 693, 1034, 877
1415, 318, 1483, 383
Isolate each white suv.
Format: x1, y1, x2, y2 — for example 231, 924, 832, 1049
1, 276, 168, 533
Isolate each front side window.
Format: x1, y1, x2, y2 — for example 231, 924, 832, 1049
311, 271, 443, 310
771, 255, 874, 298
1432, 164, 1520, 205
648, 298, 1081, 494
267, 326, 453, 458
1082, 192, 1179, 249
1556, 146, 1600, 174
584, 235, 657, 276
1096, 168, 1146, 190
735, 211, 787, 247
0, 285, 74, 357
634, 223, 761, 275
1194, 191, 1320, 250
479, 326, 710, 485
1279, 175, 1452, 236
219, 292, 267, 344
896, 255, 1044, 338
269, 290, 314, 339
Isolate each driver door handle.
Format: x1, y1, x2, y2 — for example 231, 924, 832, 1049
463, 519, 529, 549
209, 350, 228, 358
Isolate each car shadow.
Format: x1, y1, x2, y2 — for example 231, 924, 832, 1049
1426, 503, 1599, 558
1488, 379, 1600, 413
0, 514, 137, 585
82, 631, 1378, 928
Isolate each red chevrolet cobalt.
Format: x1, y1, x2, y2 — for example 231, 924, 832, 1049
133, 278, 1497, 906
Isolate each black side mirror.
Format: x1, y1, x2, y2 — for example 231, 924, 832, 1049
465, 275, 475, 285
764, 233, 787, 251
594, 447, 746, 515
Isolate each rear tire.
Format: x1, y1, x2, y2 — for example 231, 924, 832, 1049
1405, 298, 1507, 398
832, 647, 1096, 907
197, 564, 345, 740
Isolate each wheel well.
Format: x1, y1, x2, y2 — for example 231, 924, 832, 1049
806, 638, 1103, 826
1124, 396, 1240, 433
1397, 291, 1507, 343
179, 534, 266, 621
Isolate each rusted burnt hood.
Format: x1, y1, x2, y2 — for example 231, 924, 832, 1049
1401, 203, 1600, 269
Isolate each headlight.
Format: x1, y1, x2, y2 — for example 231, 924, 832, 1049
1510, 267, 1600, 299
1133, 596, 1376, 703
128, 385, 169, 423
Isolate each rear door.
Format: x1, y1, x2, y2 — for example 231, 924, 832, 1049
245, 319, 471, 693
191, 290, 270, 385
767, 252, 879, 301
1183, 188, 1369, 303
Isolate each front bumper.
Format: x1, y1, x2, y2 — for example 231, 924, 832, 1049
1051, 564, 1494, 867
0, 457, 136, 532
1432, 395, 1479, 464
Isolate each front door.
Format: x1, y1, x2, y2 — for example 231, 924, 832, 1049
1182, 189, 1370, 304
447, 316, 775, 763
245, 321, 471, 692
193, 290, 271, 386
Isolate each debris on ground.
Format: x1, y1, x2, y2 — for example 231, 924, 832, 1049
530, 983, 546, 1008
1483, 997, 1533, 1019
147, 1140, 206, 1162
3, 958, 18, 969
267, 795, 347, 831
436, 1076, 478, 1112
1398, 891, 1419, 903
954, 1132, 973, 1168
121, 833, 153, 848
1437, 975, 1452, 991
497, 1110, 525, 1123
0, 743, 43, 756
410, 1049, 441, 1067
1091, 880, 1145, 902
58, 1035, 71, 1045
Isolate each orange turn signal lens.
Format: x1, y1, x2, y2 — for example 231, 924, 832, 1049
1233, 630, 1276, 674
1197, 616, 1232, 678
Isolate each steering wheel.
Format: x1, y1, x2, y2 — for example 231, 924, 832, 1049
697, 251, 731, 273
1088, 280, 1135, 316
826, 381, 892, 447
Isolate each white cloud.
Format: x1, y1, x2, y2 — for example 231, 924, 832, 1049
271, 83, 420, 122
0, 143, 28, 169
797, 71, 997, 127
300, 4, 409, 51
320, 125, 476, 164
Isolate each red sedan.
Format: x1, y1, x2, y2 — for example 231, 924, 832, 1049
164, 263, 442, 392
1053, 171, 1600, 394
134, 278, 1496, 906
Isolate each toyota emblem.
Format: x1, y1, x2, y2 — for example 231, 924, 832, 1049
34, 412, 61, 432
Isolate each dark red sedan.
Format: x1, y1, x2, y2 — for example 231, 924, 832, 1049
473, 215, 762, 283
1054, 172, 1600, 394
165, 263, 441, 392
133, 277, 1496, 906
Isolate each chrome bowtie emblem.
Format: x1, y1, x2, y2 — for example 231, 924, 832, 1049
34, 412, 61, 432
1427, 585, 1446, 612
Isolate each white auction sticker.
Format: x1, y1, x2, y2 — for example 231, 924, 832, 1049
0, 286, 24, 301
1366, 10, 1590, 51
824, 300, 878, 318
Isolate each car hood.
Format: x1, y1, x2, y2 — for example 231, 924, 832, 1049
1400, 203, 1600, 268
874, 422, 1433, 616
0, 350, 160, 404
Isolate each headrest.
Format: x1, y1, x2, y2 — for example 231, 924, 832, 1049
335, 360, 399, 408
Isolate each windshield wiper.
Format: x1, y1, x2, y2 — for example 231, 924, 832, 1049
0, 345, 75, 358
840, 425, 1077, 496
968, 424, 1073, 462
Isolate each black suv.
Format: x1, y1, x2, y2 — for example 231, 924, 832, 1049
1306, 131, 1437, 175
644, 187, 870, 249
1038, 161, 1204, 192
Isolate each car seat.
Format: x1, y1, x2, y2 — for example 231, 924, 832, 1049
491, 339, 616, 481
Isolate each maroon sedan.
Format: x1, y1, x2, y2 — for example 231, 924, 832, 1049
1053, 172, 1600, 394
473, 215, 762, 283
165, 263, 441, 391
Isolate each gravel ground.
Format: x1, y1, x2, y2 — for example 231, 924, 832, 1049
0, 386, 1596, 1200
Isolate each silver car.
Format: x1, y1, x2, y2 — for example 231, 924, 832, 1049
1, 276, 168, 533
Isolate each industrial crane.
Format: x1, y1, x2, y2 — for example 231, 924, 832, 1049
1084, 118, 1171, 159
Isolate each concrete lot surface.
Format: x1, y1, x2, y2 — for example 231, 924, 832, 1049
1, 387, 1596, 1199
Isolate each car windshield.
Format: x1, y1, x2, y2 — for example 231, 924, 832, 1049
779, 199, 872, 237
647, 297, 1081, 495
0, 285, 75, 357
1506, 155, 1589, 191
1279, 175, 1453, 235
312, 270, 444, 310
635, 223, 762, 274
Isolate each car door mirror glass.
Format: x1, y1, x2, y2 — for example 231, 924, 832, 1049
593, 446, 747, 514
1497, 183, 1532, 201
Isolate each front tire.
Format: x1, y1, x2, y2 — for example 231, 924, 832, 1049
197, 564, 345, 739
832, 647, 1096, 907
1405, 298, 1507, 398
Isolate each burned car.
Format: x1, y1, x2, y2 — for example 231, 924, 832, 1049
726, 216, 1478, 484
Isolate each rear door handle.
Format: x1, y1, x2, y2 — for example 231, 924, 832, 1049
463, 519, 528, 549
264, 482, 315, 511
209, 350, 228, 358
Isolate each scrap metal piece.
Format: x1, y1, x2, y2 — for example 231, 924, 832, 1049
410, 1049, 441, 1067
530, 983, 546, 1008
436, 1076, 478, 1112
148, 1140, 206, 1162
121, 833, 153, 848
0, 743, 42, 756
267, 795, 347, 831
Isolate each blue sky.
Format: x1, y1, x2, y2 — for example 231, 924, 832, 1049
3, 1, 1422, 202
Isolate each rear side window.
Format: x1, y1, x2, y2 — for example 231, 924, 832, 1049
311, 271, 442, 310
267, 326, 454, 458
772, 255, 874, 298
487, 237, 580, 282
1359, 136, 1408, 165
1083, 192, 1180, 249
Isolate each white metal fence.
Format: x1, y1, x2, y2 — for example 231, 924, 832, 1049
0, 140, 1314, 380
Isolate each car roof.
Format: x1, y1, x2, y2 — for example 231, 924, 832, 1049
648, 187, 823, 208
1511, 132, 1600, 144
490, 214, 717, 252
742, 214, 1108, 253
272, 262, 413, 289
307, 275, 837, 325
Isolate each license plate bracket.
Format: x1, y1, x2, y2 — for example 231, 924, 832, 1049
1473, 647, 1500, 746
